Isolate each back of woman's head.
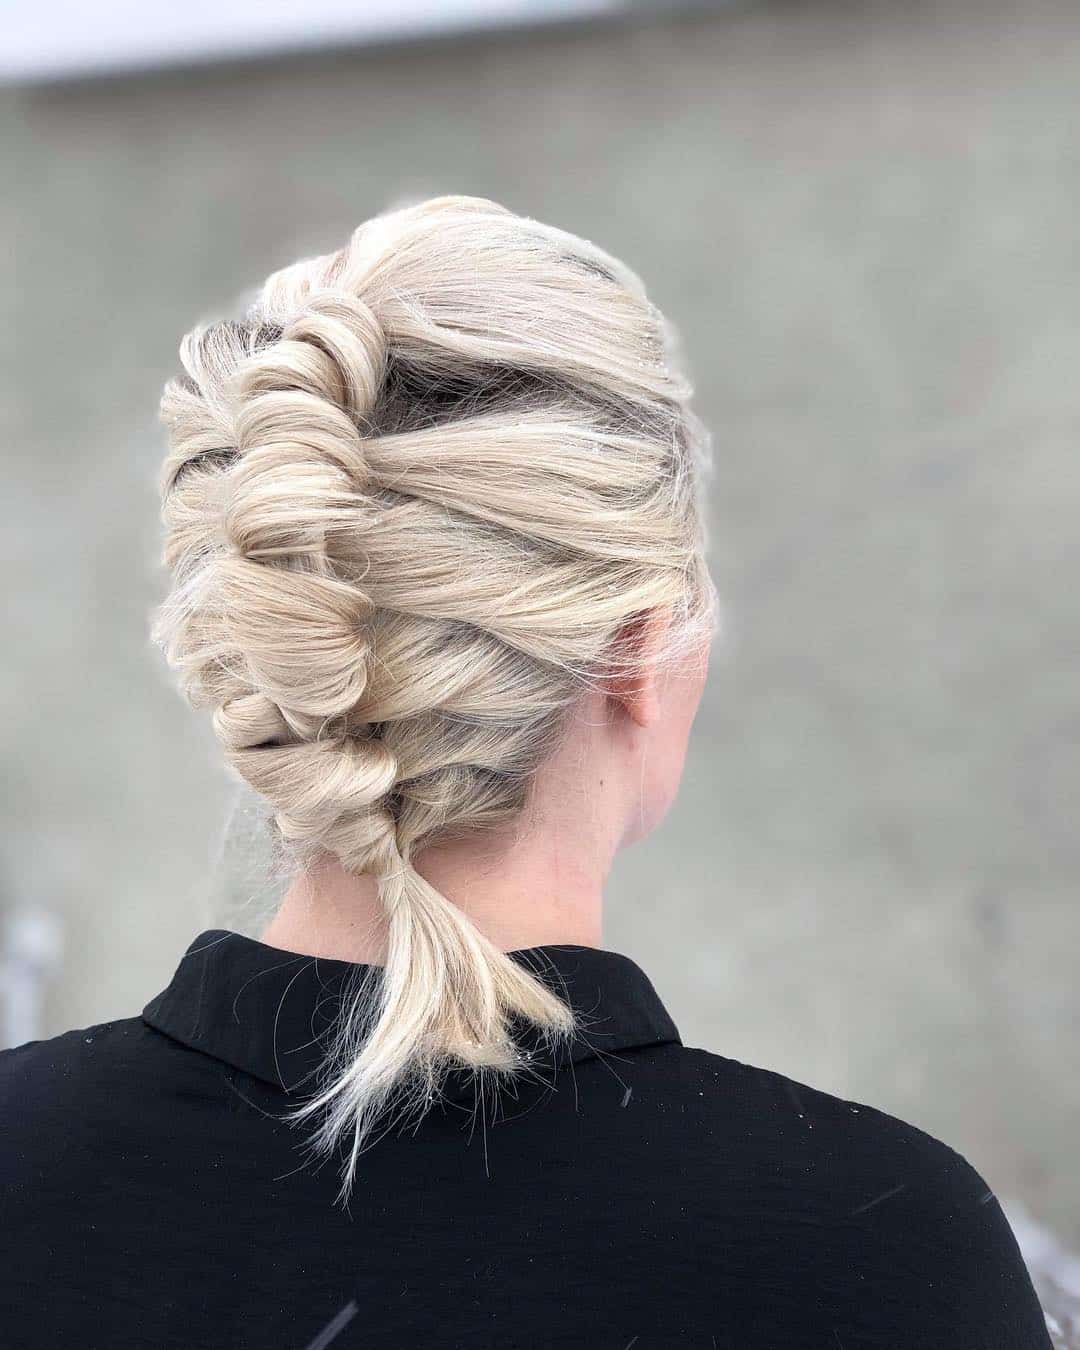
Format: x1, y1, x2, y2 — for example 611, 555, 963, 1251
153, 194, 717, 1195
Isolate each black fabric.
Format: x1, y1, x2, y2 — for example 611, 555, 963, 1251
1, 927, 1052, 1349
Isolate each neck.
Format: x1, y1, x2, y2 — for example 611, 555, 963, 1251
258, 686, 646, 965
260, 809, 614, 966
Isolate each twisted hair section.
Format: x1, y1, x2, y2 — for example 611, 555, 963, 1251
153, 195, 718, 1197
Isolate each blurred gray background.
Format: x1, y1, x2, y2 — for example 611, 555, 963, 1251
3, 0, 1078, 1284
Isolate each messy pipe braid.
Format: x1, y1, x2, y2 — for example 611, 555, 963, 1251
152, 195, 718, 1198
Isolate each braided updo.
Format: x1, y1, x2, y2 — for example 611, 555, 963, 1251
152, 195, 717, 1194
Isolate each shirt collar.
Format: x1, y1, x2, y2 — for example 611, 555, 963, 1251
142, 928, 681, 1099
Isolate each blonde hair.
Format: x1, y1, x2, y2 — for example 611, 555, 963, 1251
152, 195, 717, 1195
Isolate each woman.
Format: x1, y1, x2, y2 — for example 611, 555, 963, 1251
2, 196, 1051, 1348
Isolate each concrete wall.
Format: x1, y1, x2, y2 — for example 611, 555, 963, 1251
4, 0, 1079, 1243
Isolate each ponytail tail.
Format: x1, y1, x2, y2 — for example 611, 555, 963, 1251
286, 847, 576, 1200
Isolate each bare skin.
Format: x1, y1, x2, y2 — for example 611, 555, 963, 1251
261, 608, 711, 963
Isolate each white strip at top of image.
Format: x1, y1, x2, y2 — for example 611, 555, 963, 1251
1, 0, 626, 85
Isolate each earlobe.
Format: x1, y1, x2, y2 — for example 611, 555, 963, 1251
606, 670, 659, 729
603, 606, 672, 729
625, 680, 661, 730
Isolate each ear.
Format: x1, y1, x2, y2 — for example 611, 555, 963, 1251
602, 606, 673, 729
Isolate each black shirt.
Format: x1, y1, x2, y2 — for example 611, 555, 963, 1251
0, 928, 1052, 1349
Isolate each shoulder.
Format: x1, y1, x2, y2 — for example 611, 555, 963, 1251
615, 1039, 1005, 1219
1, 1015, 168, 1102
669, 1041, 978, 1166
0, 1016, 219, 1176
670, 1040, 1007, 1221
660, 1044, 1051, 1346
